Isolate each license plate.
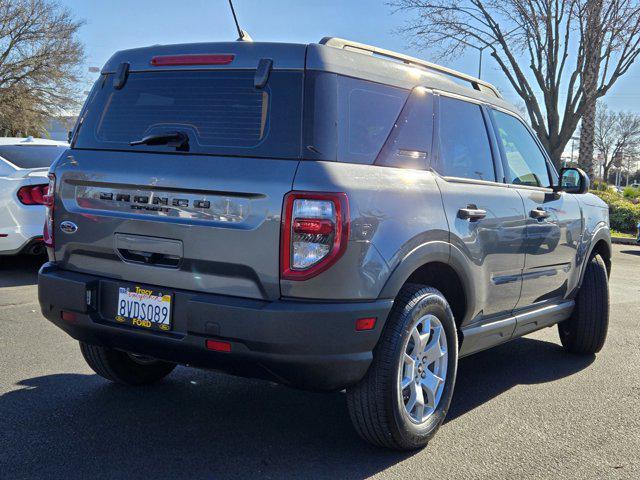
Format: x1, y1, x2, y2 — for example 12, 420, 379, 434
116, 286, 172, 331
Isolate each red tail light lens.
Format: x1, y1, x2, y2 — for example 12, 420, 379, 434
281, 192, 349, 281
43, 173, 56, 249
17, 184, 48, 205
205, 340, 232, 352
150, 54, 235, 66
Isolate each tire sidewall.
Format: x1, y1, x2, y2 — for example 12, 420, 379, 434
387, 290, 458, 447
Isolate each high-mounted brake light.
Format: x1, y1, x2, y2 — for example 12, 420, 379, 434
281, 192, 349, 281
17, 184, 48, 205
43, 173, 56, 250
150, 54, 235, 66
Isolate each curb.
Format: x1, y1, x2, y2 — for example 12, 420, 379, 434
611, 236, 638, 245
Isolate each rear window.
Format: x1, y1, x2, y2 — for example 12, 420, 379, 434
0, 145, 66, 169
75, 70, 303, 158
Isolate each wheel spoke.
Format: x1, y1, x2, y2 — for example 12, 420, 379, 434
401, 354, 414, 389
424, 326, 445, 364
413, 379, 425, 419
420, 370, 443, 407
405, 381, 418, 412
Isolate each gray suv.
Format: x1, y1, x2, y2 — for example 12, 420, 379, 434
38, 37, 611, 450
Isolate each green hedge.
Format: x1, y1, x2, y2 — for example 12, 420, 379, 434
623, 186, 640, 199
591, 190, 640, 233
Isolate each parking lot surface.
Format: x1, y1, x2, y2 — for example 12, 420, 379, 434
1, 245, 639, 479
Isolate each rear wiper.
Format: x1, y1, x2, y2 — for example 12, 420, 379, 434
129, 132, 189, 151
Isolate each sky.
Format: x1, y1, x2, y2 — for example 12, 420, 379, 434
59, 0, 640, 116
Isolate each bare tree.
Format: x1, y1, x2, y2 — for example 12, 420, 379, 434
594, 103, 640, 181
0, 0, 85, 136
390, 0, 640, 174
621, 147, 640, 185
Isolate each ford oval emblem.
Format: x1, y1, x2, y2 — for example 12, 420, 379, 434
60, 221, 78, 234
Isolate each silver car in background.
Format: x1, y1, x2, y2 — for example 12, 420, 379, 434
0, 137, 68, 255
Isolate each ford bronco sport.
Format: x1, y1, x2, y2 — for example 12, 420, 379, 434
38, 38, 611, 450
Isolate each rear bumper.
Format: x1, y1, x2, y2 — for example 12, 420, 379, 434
0, 204, 45, 254
38, 263, 393, 391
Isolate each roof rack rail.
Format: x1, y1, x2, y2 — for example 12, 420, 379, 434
319, 37, 501, 98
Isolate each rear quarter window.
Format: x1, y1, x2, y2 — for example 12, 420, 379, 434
303, 73, 409, 164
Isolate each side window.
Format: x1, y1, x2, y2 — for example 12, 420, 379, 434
336, 76, 408, 164
492, 110, 551, 188
435, 96, 495, 181
376, 87, 433, 169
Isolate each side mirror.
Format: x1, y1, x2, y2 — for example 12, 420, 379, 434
555, 167, 590, 194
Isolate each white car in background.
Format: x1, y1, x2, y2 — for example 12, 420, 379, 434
0, 137, 68, 255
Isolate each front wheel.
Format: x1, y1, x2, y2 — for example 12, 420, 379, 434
80, 342, 176, 385
558, 254, 609, 354
346, 285, 458, 450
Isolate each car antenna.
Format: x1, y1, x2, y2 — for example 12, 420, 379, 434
228, 0, 253, 42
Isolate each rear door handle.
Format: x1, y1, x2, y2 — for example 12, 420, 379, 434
530, 208, 550, 220
458, 206, 487, 221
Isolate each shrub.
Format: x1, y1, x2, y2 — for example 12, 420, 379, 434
592, 180, 609, 192
591, 189, 640, 233
609, 199, 640, 232
591, 189, 620, 206
623, 186, 640, 199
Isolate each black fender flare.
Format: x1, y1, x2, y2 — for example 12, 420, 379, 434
578, 224, 611, 288
378, 241, 476, 325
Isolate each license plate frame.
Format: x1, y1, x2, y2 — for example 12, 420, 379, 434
115, 286, 172, 332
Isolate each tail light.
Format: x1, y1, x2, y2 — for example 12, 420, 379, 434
281, 192, 349, 281
17, 184, 48, 205
43, 173, 56, 249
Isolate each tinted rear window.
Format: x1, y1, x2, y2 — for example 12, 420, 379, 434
0, 145, 66, 169
75, 70, 303, 158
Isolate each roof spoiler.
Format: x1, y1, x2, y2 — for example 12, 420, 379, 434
319, 37, 501, 98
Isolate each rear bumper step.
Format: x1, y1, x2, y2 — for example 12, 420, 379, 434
38, 262, 393, 391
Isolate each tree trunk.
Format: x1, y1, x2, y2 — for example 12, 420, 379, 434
603, 164, 610, 183
577, 0, 604, 180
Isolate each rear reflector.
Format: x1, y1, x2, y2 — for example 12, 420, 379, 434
150, 54, 235, 66
205, 340, 232, 352
356, 317, 376, 331
61, 311, 76, 322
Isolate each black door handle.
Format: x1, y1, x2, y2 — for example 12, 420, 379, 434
458, 206, 487, 221
530, 208, 550, 220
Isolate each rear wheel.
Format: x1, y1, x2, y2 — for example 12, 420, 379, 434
346, 284, 458, 450
558, 254, 609, 354
80, 342, 176, 385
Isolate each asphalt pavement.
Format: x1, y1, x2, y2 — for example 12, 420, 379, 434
1, 245, 639, 479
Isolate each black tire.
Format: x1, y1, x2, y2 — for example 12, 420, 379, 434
346, 284, 458, 450
558, 254, 609, 354
80, 342, 176, 385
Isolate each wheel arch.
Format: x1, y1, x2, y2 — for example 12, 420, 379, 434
583, 225, 612, 281
378, 241, 476, 329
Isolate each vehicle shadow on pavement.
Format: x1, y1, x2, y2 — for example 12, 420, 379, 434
0, 337, 593, 480
0, 254, 45, 287
448, 336, 595, 422
620, 249, 640, 256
